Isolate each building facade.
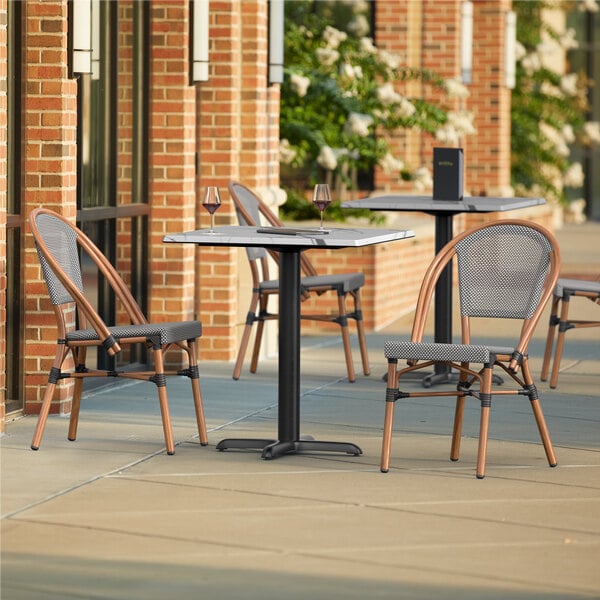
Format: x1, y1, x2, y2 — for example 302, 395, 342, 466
0, 0, 560, 432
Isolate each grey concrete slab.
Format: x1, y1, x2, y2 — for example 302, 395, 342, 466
2, 222, 599, 600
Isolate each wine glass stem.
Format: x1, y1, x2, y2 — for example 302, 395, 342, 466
320, 210, 324, 230
210, 214, 215, 233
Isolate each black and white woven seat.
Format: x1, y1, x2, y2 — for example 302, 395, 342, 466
541, 275, 600, 388
381, 220, 561, 479
228, 180, 370, 383
28, 208, 208, 454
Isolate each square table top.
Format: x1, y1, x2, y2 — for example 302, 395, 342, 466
341, 195, 545, 214
163, 225, 415, 249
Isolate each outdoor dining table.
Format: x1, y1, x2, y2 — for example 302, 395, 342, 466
341, 195, 546, 386
164, 224, 415, 459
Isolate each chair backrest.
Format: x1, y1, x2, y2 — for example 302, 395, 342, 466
412, 219, 560, 350
455, 222, 556, 319
32, 210, 85, 306
29, 208, 146, 351
228, 181, 271, 262
227, 181, 319, 278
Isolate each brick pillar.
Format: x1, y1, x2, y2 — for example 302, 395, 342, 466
0, 0, 6, 432
374, 0, 513, 201
23, 0, 78, 415
467, 0, 513, 196
196, 0, 280, 360
148, 1, 198, 342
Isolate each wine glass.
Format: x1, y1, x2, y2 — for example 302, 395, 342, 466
312, 183, 331, 231
202, 186, 221, 234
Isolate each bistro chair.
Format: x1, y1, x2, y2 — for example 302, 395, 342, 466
541, 275, 600, 388
28, 208, 208, 454
227, 180, 370, 383
380, 220, 560, 479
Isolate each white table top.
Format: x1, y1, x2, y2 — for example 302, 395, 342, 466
341, 195, 546, 214
163, 225, 415, 249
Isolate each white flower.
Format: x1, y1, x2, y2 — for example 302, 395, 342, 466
413, 167, 432, 191
278, 139, 297, 165
395, 97, 416, 119
379, 152, 404, 174
579, 0, 599, 12
377, 82, 402, 105
444, 78, 470, 99
378, 49, 401, 70
316, 47, 340, 66
564, 162, 584, 188
348, 14, 370, 37
562, 124, 576, 144
540, 81, 564, 99
344, 112, 374, 137
560, 73, 579, 97
341, 63, 362, 80
521, 52, 542, 75
290, 73, 310, 97
359, 37, 377, 54
316, 145, 338, 171
584, 121, 600, 144
514, 41, 527, 61
322, 26, 347, 49
540, 122, 570, 157
559, 28, 579, 50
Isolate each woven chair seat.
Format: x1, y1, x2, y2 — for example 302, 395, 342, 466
259, 272, 365, 295
67, 321, 202, 346
384, 341, 515, 364
555, 278, 600, 297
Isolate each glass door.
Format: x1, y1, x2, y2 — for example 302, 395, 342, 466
78, 0, 150, 370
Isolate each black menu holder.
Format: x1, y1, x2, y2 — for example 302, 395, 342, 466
433, 147, 463, 201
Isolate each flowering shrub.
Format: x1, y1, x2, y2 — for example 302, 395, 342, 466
511, 0, 600, 207
279, 0, 474, 220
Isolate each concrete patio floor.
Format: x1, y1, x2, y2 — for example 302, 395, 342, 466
2, 222, 599, 599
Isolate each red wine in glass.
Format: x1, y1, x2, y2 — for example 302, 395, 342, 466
312, 184, 331, 231
202, 186, 221, 233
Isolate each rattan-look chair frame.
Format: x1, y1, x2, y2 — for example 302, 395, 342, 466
381, 219, 561, 479
541, 275, 600, 388
29, 208, 208, 454
227, 181, 370, 383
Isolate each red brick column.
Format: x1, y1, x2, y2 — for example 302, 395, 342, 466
148, 1, 198, 337
196, 0, 279, 360
23, 0, 78, 415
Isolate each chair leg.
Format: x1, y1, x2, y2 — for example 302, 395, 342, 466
450, 368, 468, 461
233, 292, 260, 380
187, 340, 208, 446
68, 377, 84, 442
476, 366, 494, 479
68, 347, 86, 442
153, 348, 175, 455
523, 361, 557, 467
549, 296, 571, 389
352, 290, 370, 376
337, 294, 356, 383
250, 294, 268, 374
381, 360, 398, 473
31, 345, 69, 451
541, 296, 560, 382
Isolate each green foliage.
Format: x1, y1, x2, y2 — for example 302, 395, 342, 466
278, 0, 468, 221
511, 0, 591, 205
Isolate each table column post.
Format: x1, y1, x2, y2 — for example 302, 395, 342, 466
278, 250, 301, 441
434, 214, 453, 346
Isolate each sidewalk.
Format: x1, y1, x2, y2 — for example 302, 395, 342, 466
2, 223, 599, 599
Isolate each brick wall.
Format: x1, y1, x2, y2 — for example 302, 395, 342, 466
149, 0, 198, 342
23, 0, 78, 416
374, 0, 513, 197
